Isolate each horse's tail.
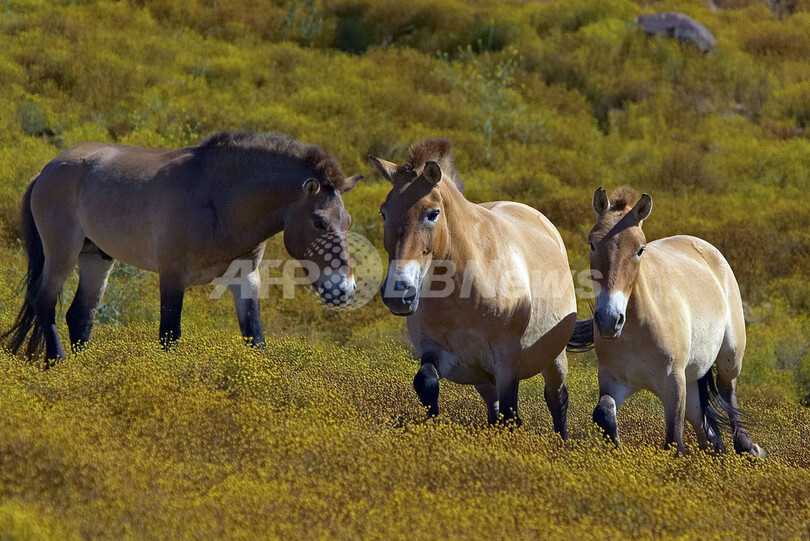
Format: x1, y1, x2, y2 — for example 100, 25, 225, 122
699, 365, 762, 455
697, 367, 726, 452
1, 176, 45, 359
566, 319, 594, 353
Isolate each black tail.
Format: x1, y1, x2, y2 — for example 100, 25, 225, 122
699, 366, 750, 424
566, 319, 594, 353
1, 177, 45, 359
697, 367, 726, 452
698, 366, 759, 449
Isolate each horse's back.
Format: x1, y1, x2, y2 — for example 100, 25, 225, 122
31, 142, 195, 272
58, 142, 193, 183
659, 235, 747, 353
480, 201, 568, 257
33, 142, 193, 203
650, 235, 740, 301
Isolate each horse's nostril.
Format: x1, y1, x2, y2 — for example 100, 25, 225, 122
616, 313, 625, 327
403, 286, 417, 303
394, 280, 409, 292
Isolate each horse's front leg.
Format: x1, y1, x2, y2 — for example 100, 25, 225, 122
158, 270, 187, 349
542, 352, 570, 439
413, 352, 441, 418
593, 369, 630, 448
475, 384, 499, 425
496, 377, 522, 427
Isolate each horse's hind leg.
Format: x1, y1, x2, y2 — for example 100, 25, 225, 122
662, 371, 687, 455
66, 242, 114, 350
35, 219, 85, 362
716, 376, 758, 456
542, 353, 569, 439
685, 381, 712, 452
716, 334, 764, 457
716, 373, 764, 457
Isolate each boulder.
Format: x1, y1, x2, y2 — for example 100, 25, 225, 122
635, 12, 716, 53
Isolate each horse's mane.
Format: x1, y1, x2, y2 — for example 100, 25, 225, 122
609, 186, 641, 211
404, 138, 465, 192
197, 131, 343, 189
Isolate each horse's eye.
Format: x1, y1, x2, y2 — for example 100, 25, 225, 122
426, 209, 440, 223
589, 242, 595, 252
313, 218, 328, 231
379, 210, 386, 221
637, 246, 645, 257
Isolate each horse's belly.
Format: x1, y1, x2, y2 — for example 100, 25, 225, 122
83, 228, 158, 271
188, 261, 237, 287
85, 231, 159, 272
596, 330, 722, 395
78, 186, 159, 271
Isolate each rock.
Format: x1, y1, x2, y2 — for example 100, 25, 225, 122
635, 12, 716, 53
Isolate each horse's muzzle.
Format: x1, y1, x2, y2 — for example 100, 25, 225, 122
317, 272, 355, 307
594, 309, 625, 339
380, 277, 418, 316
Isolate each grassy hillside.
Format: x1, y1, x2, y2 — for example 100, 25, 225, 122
1, 0, 809, 538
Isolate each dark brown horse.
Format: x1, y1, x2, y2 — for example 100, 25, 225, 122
2, 132, 363, 363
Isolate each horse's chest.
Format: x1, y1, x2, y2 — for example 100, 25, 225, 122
414, 325, 513, 383
442, 329, 498, 363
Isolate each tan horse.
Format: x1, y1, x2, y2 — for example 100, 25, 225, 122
370, 139, 590, 434
587, 186, 763, 457
2, 132, 363, 363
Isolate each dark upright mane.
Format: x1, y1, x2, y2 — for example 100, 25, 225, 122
609, 186, 641, 211
404, 138, 465, 192
197, 131, 343, 189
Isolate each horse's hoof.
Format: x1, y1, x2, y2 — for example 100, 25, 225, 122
750, 444, 766, 459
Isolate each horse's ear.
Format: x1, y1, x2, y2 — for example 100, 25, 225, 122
632, 193, 653, 223
369, 155, 397, 183
338, 174, 364, 194
303, 178, 320, 198
423, 161, 442, 185
593, 187, 609, 215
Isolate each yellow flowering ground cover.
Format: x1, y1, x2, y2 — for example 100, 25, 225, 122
1, 0, 809, 538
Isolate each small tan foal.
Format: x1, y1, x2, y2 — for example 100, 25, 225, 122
588, 187, 763, 457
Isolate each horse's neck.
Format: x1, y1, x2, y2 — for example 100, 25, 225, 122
224, 170, 305, 241
438, 184, 497, 280
438, 184, 478, 260
627, 258, 656, 323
